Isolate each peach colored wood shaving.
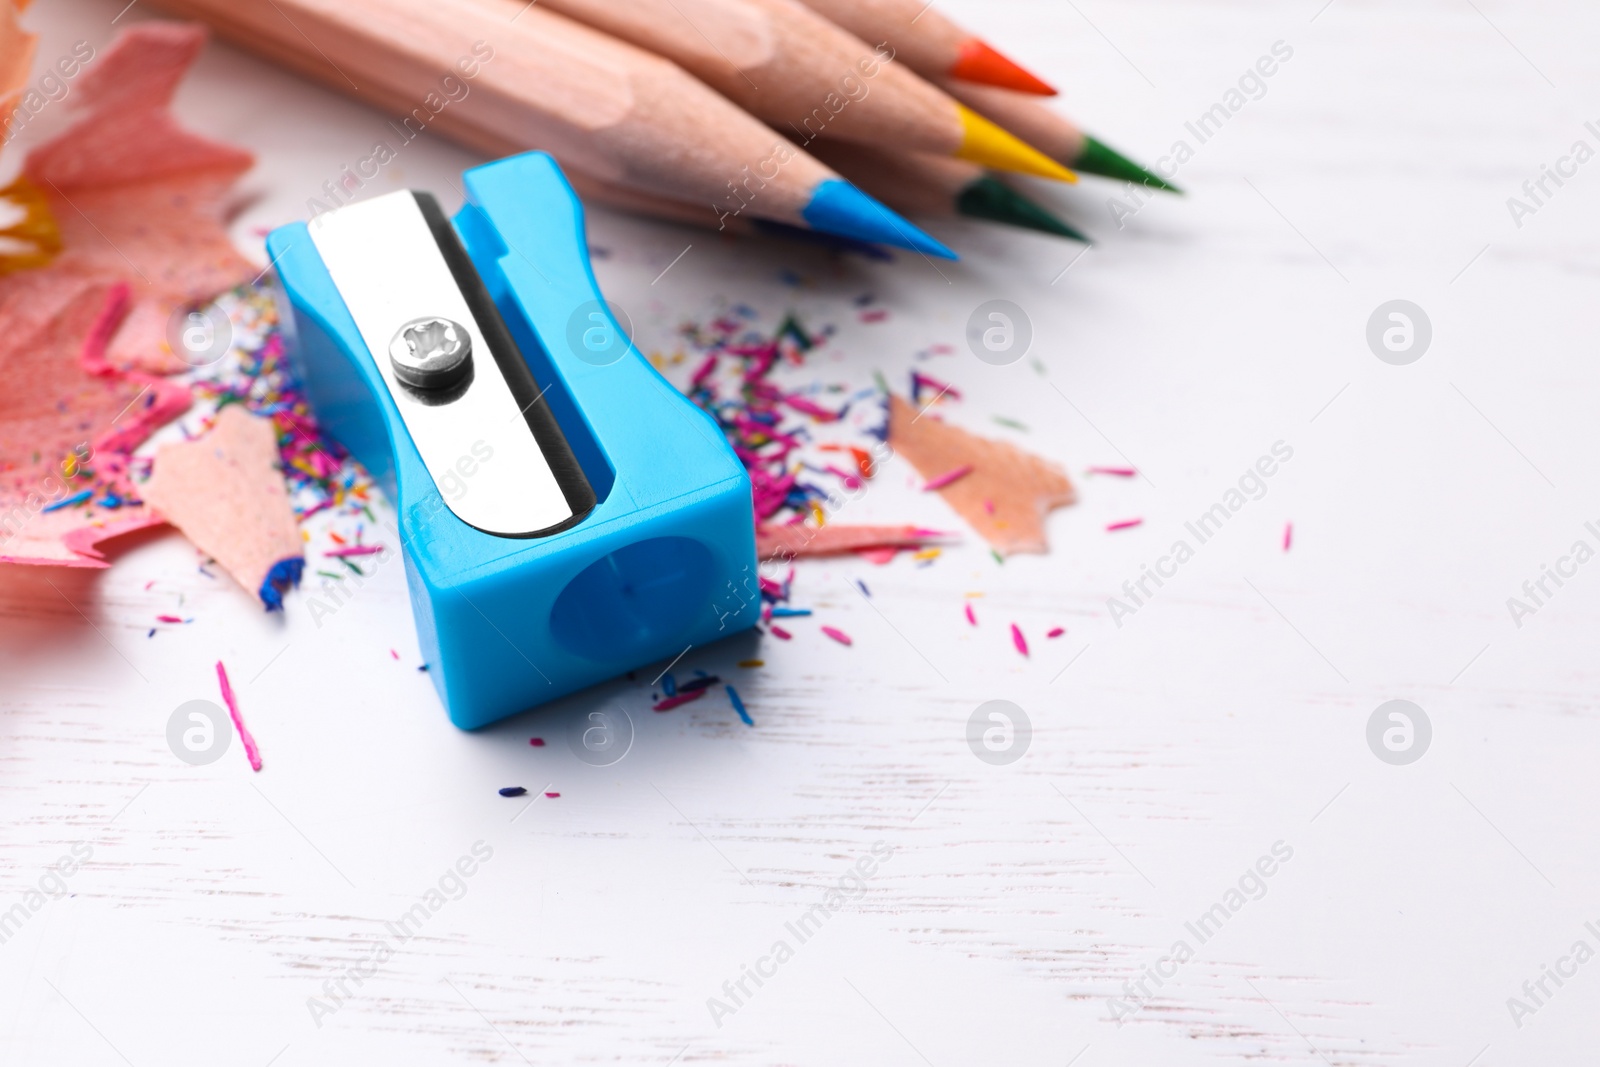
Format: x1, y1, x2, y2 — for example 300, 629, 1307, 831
888, 393, 1074, 555
142, 406, 302, 603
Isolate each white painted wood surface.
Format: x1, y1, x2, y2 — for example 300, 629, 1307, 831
4, 0, 1599, 1063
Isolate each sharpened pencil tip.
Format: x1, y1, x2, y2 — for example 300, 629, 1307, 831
954, 106, 1077, 183
802, 179, 958, 259
949, 39, 1056, 96
955, 176, 1090, 242
1075, 135, 1182, 193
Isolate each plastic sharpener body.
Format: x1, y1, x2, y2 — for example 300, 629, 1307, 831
269, 152, 758, 729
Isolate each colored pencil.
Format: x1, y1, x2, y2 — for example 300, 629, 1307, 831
148, 0, 957, 256
532, 0, 1075, 182
809, 142, 1089, 242
796, 0, 1055, 95
563, 167, 894, 258
941, 80, 1180, 193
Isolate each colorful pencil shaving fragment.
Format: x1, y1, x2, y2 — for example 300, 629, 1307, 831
923, 465, 974, 492
654, 689, 706, 712
726, 684, 753, 726
215, 660, 262, 771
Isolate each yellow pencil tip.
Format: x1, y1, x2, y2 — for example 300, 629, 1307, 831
954, 105, 1078, 182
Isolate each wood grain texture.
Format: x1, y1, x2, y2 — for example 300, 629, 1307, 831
797, 0, 972, 79
534, 0, 965, 154
809, 141, 985, 216
147, 0, 839, 222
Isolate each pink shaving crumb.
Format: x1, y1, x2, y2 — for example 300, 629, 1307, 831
544, 792, 560, 798
215, 660, 262, 772
964, 602, 977, 626
769, 625, 792, 640
823, 464, 862, 489
690, 354, 717, 388
821, 626, 853, 646
1047, 627, 1065, 639
654, 690, 707, 712
1088, 466, 1138, 477
1106, 518, 1143, 532
922, 465, 973, 492
782, 393, 839, 422
1283, 522, 1293, 551
529, 737, 546, 746
911, 370, 961, 400
1010, 624, 1028, 657
389, 649, 399, 660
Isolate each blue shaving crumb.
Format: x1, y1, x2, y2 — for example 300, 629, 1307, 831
726, 684, 753, 727
257, 557, 305, 612
41, 489, 93, 513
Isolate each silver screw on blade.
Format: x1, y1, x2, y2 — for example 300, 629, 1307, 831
390, 316, 472, 390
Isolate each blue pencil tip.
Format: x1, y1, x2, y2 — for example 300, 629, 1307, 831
258, 556, 305, 611
802, 179, 958, 260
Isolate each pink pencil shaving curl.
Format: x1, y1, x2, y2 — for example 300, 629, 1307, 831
216, 660, 262, 771
323, 544, 386, 558
1088, 466, 1137, 477
689, 353, 717, 388
782, 393, 840, 422
912, 371, 961, 400
922, 465, 973, 492
1010, 624, 1028, 657
653, 689, 706, 712
1106, 518, 1143, 532
821, 626, 853, 646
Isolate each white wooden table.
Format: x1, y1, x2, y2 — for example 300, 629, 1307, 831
5, 0, 1600, 1062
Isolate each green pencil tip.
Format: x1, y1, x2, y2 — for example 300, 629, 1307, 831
1074, 135, 1182, 194
955, 176, 1090, 243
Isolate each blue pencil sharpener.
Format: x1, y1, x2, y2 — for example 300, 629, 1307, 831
269, 152, 758, 729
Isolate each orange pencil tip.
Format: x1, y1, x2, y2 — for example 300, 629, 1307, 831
950, 39, 1057, 96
